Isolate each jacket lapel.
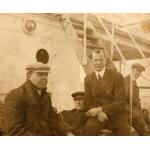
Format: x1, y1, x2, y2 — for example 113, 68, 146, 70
97, 69, 113, 96
93, 69, 109, 89
91, 72, 100, 89
24, 80, 42, 113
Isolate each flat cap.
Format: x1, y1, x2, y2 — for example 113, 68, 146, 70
132, 63, 145, 71
26, 62, 50, 72
71, 91, 85, 98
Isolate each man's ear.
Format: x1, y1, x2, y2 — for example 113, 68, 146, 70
28, 74, 31, 79
27, 71, 32, 80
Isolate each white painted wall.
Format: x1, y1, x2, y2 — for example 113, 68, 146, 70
0, 13, 83, 111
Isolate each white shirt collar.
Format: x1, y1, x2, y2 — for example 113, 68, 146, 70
37, 90, 42, 96
95, 67, 105, 79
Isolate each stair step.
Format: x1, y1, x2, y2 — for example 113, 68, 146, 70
76, 30, 98, 41
70, 17, 83, 24
86, 44, 103, 49
70, 14, 150, 48
89, 16, 150, 48
72, 21, 93, 32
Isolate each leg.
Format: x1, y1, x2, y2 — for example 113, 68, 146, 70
132, 108, 149, 135
83, 117, 106, 136
142, 109, 150, 126
111, 113, 130, 136
113, 125, 130, 136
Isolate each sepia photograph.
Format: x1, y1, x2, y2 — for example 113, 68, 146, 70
0, 13, 150, 136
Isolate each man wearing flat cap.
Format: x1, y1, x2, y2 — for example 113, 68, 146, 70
60, 91, 87, 135
3, 62, 73, 135
124, 63, 150, 135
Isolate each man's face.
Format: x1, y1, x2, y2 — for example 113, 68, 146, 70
28, 72, 48, 90
132, 68, 142, 79
92, 51, 106, 72
74, 96, 85, 110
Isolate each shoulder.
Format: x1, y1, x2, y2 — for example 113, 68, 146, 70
4, 84, 25, 104
61, 110, 73, 117
106, 69, 123, 79
46, 92, 52, 98
124, 75, 130, 82
124, 75, 130, 86
61, 109, 74, 114
84, 72, 95, 82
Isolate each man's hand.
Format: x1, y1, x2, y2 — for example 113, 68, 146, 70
86, 107, 102, 117
97, 111, 108, 122
67, 132, 74, 136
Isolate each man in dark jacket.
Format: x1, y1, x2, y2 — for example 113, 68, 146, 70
124, 63, 150, 135
60, 91, 87, 135
3, 62, 73, 136
83, 49, 129, 136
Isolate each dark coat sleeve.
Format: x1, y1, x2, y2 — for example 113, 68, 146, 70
124, 76, 141, 108
47, 98, 72, 135
3, 90, 33, 135
102, 73, 127, 116
84, 76, 94, 110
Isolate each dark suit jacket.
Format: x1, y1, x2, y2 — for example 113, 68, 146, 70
3, 80, 70, 136
84, 69, 127, 117
124, 75, 141, 108
60, 109, 86, 135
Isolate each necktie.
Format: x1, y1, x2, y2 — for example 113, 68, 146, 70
98, 73, 101, 81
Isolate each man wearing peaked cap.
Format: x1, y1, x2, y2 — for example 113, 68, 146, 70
60, 91, 87, 135
71, 91, 85, 111
71, 91, 85, 97
132, 63, 145, 71
124, 63, 150, 135
3, 61, 73, 136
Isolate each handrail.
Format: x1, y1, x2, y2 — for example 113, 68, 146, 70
126, 30, 146, 59
95, 15, 126, 61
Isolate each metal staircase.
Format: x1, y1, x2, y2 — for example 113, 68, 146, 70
57, 13, 150, 75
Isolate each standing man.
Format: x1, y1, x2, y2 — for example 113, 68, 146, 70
124, 63, 150, 135
3, 62, 73, 136
60, 91, 87, 135
83, 49, 129, 136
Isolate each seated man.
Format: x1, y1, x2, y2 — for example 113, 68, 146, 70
3, 62, 73, 136
60, 91, 87, 135
83, 49, 129, 136
124, 63, 150, 135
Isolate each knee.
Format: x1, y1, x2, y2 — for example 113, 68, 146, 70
83, 118, 100, 135
132, 109, 141, 120
85, 118, 99, 129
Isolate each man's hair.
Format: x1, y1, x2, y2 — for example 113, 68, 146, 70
26, 70, 33, 79
90, 49, 110, 64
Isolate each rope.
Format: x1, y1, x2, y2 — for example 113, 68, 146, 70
82, 13, 87, 65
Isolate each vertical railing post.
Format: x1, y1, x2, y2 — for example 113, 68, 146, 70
82, 13, 87, 65
111, 23, 115, 61
95, 15, 126, 61
129, 72, 133, 134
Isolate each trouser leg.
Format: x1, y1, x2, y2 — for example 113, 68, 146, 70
113, 125, 130, 136
83, 117, 105, 136
112, 115, 130, 136
132, 109, 149, 135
